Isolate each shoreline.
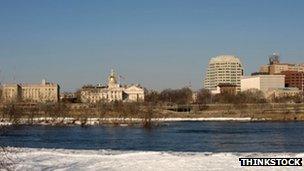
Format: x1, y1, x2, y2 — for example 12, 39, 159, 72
0, 117, 289, 126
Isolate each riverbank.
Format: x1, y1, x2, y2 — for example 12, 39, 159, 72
0, 117, 254, 126
1, 103, 304, 125
2, 147, 303, 171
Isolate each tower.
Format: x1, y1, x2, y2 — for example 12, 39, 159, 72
269, 52, 280, 65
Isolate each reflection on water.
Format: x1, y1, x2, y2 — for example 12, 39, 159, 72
1, 122, 304, 152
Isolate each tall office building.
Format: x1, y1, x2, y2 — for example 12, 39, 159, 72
204, 55, 244, 92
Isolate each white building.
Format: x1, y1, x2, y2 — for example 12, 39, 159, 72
204, 55, 244, 92
241, 75, 285, 93
81, 70, 145, 103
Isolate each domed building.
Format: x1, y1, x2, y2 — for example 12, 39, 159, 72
80, 70, 145, 103
204, 55, 244, 92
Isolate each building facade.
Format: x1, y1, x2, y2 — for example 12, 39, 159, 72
258, 53, 304, 75
241, 75, 285, 93
1, 79, 60, 103
265, 87, 301, 99
280, 71, 304, 92
1, 84, 22, 102
218, 83, 237, 95
80, 70, 145, 103
269, 63, 304, 75
204, 55, 244, 92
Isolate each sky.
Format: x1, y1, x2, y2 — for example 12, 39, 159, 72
0, 0, 304, 92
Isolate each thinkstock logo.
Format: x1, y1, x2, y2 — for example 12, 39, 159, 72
239, 158, 302, 166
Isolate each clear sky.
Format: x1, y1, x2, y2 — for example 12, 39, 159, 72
0, 0, 304, 91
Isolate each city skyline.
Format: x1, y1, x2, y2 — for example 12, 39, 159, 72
1, 0, 304, 91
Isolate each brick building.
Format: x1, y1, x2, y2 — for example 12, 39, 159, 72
281, 71, 304, 92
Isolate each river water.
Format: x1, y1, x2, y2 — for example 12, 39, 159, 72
1, 121, 304, 152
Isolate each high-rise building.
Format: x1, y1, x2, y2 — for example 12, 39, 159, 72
204, 55, 244, 92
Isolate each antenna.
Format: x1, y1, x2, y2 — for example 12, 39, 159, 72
269, 52, 280, 65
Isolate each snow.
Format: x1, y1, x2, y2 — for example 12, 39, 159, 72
154, 117, 252, 121
3, 148, 304, 171
0, 117, 253, 126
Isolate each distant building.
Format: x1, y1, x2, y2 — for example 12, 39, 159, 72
218, 83, 237, 95
259, 65, 270, 74
265, 87, 301, 99
269, 63, 304, 75
1, 79, 60, 103
1, 84, 22, 102
60, 92, 77, 103
280, 71, 304, 92
241, 75, 285, 93
258, 53, 304, 75
80, 70, 145, 103
204, 55, 244, 92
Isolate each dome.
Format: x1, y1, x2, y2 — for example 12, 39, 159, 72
209, 55, 241, 64
108, 69, 119, 88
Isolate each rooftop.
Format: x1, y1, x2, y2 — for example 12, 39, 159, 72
209, 55, 241, 64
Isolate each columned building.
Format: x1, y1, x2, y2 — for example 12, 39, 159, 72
80, 70, 145, 103
204, 55, 244, 92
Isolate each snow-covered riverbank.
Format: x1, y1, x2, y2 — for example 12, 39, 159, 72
2, 148, 303, 171
0, 117, 253, 126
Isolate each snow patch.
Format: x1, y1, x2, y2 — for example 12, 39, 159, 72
3, 148, 304, 171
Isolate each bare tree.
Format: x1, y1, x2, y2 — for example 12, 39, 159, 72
196, 89, 212, 104
0, 103, 18, 170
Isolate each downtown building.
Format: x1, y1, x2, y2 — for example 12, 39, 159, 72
204, 55, 244, 93
241, 75, 286, 97
259, 53, 304, 74
241, 74, 301, 99
80, 70, 145, 103
257, 53, 304, 93
1, 79, 60, 103
281, 71, 304, 92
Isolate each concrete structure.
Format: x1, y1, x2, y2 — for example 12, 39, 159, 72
1, 79, 60, 103
241, 75, 285, 93
81, 70, 144, 103
204, 55, 244, 92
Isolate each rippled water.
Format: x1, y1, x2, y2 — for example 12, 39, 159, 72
1, 122, 304, 152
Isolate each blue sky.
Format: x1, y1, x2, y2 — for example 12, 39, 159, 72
0, 0, 304, 91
